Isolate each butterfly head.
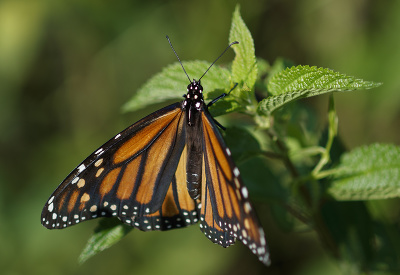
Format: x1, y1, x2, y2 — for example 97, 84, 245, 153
187, 79, 203, 94
183, 79, 204, 111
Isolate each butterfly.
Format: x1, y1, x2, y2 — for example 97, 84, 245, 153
41, 36, 270, 266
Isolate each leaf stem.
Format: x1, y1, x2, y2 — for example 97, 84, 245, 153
312, 95, 337, 177
289, 146, 326, 159
263, 114, 339, 259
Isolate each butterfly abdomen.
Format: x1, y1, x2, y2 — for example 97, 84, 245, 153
186, 138, 203, 200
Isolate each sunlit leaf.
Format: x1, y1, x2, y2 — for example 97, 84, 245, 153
268, 65, 381, 95
265, 58, 294, 95
257, 89, 310, 115
258, 65, 382, 115
229, 5, 257, 92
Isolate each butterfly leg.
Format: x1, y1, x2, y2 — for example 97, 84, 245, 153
206, 83, 238, 108
206, 83, 238, 130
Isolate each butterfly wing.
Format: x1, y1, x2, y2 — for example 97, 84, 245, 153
41, 103, 198, 231
119, 145, 200, 230
199, 110, 270, 265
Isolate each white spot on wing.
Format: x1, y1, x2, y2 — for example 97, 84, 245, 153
48, 196, 55, 204
233, 167, 240, 177
48, 202, 54, 212
114, 133, 121, 139
241, 187, 249, 199
77, 164, 86, 173
95, 148, 104, 155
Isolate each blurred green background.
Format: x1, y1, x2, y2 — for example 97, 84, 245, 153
1, 0, 399, 274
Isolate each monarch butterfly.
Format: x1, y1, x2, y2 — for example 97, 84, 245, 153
41, 36, 270, 266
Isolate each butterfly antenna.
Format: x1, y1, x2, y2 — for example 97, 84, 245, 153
199, 41, 239, 81
166, 35, 191, 83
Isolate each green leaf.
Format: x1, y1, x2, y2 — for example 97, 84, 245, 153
268, 65, 382, 96
207, 93, 244, 117
78, 219, 133, 264
265, 58, 294, 96
257, 89, 310, 115
123, 61, 231, 112
223, 127, 285, 202
229, 5, 257, 91
223, 126, 262, 162
258, 65, 382, 115
239, 156, 284, 202
329, 144, 400, 200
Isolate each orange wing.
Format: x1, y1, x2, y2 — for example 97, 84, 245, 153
41, 103, 199, 231
199, 111, 270, 265
118, 145, 200, 230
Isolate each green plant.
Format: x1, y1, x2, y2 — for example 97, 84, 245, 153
79, 5, 399, 274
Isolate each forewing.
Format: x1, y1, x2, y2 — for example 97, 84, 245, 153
41, 103, 196, 231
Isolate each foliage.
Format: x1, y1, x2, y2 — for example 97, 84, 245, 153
77, 4, 400, 274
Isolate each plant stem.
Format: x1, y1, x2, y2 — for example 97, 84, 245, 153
267, 126, 338, 258
312, 95, 338, 176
